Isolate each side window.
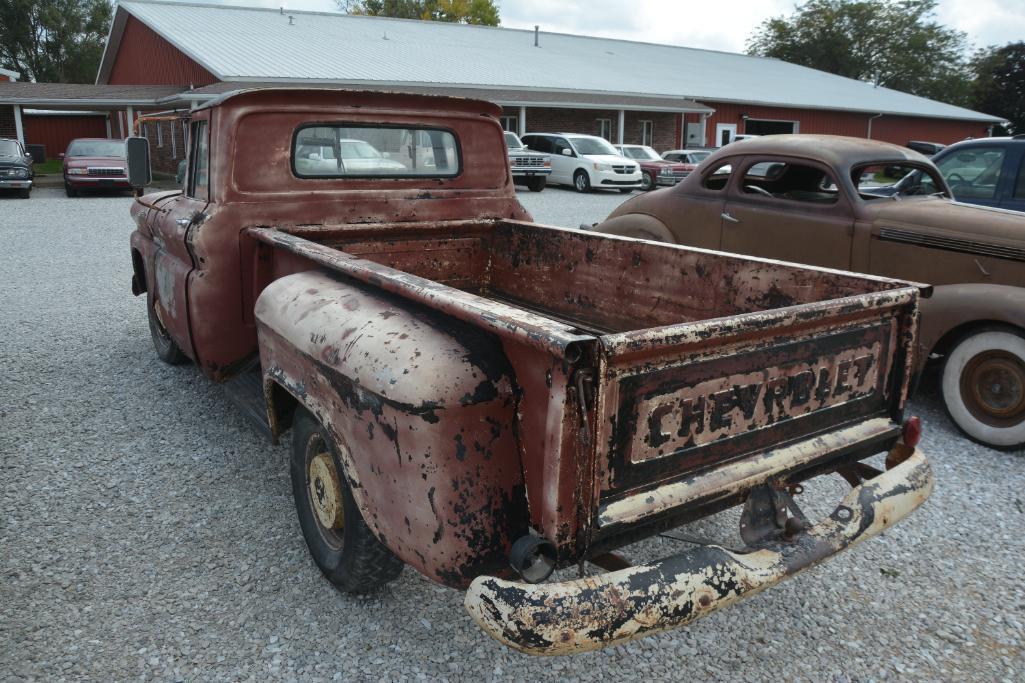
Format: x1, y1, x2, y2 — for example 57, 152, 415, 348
741, 159, 838, 203
664, 152, 681, 162
935, 147, 1005, 199
702, 162, 733, 191
188, 120, 209, 200
1015, 154, 1025, 200
552, 137, 572, 156
526, 136, 551, 154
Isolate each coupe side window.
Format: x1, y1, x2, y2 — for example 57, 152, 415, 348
188, 121, 209, 200
740, 160, 838, 203
702, 163, 733, 191
936, 148, 1006, 200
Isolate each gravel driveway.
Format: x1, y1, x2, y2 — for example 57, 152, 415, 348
2, 187, 1022, 681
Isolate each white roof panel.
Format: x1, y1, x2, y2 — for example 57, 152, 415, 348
111, 1, 1001, 123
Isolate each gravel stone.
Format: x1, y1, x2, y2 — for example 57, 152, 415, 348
1, 187, 1022, 681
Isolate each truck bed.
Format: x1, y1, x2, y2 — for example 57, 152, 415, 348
248, 219, 923, 552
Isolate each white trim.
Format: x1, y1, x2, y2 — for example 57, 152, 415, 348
616, 110, 625, 145
13, 105, 24, 146
518, 106, 526, 136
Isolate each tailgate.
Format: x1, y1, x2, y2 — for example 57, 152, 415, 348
590, 287, 920, 532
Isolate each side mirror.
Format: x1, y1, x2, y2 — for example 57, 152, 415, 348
176, 159, 187, 185
125, 136, 152, 189
561, 148, 573, 156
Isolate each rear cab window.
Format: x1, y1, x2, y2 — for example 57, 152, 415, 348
292, 125, 460, 178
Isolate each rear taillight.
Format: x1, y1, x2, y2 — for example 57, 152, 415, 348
902, 416, 922, 448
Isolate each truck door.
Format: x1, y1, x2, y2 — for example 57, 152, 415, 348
149, 117, 211, 359
721, 157, 853, 271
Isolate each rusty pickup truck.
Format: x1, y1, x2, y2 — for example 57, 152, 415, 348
125, 88, 933, 655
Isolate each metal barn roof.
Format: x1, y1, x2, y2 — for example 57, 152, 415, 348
100, 0, 1001, 123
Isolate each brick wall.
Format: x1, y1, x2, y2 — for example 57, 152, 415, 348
0, 105, 15, 138
505, 107, 680, 151
138, 117, 189, 175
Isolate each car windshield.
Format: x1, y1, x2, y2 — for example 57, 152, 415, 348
934, 147, 1005, 200
504, 132, 523, 149
571, 137, 617, 156
0, 140, 21, 156
853, 163, 948, 200
67, 140, 125, 157
339, 140, 385, 159
621, 146, 660, 160
689, 151, 710, 163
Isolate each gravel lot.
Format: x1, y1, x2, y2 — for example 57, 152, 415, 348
2, 187, 1023, 681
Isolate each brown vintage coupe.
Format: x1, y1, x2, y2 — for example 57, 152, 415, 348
594, 135, 1025, 450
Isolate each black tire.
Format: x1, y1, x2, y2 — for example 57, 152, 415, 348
147, 295, 189, 365
940, 326, 1025, 450
619, 188, 634, 194
64, 181, 77, 197
18, 188, 30, 199
573, 169, 591, 193
526, 176, 546, 192
640, 172, 655, 191
290, 409, 404, 592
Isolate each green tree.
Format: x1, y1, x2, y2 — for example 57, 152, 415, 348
339, 0, 499, 26
747, 0, 970, 106
0, 0, 112, 83
969, 42, 1025, 133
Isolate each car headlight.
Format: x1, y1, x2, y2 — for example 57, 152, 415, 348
659, 166, 672, 175
67, 168, 88, 175
594, 162, 612, 172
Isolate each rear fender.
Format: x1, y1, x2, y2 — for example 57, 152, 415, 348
919, 284, 1025, 361
255, 271, 528, 587
591, 214, 676, 243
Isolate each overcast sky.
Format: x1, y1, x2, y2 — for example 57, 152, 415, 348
201, 0, 1025, 54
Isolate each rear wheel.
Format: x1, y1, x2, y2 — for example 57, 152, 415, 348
147, 295, 189, 365
941, 328, 1025, 450
573, 169, 591, 193
526, 176, 546, 192
290, 409, 404, 592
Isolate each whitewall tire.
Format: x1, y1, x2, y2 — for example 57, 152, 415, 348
941, 328, 1025, 450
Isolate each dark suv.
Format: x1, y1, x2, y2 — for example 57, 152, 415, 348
0, 137, 34, 198
930, 135, 1025, 212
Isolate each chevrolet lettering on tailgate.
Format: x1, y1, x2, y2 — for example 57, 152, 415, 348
619, 325, 891, 464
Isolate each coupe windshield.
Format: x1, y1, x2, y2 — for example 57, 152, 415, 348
66, 140, 125, 157
0, 140, 21, 156
571, 137, 617, 156
621, 146, 660, 160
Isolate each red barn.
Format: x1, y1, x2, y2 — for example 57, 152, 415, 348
1, 0, 1005, 169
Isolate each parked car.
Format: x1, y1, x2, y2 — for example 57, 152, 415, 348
520, 132, 641, 192
662, 148, 711, 166
613, 144, 690, 190
0, 137, 34, 198
593, 134, 1025, 450
62, 138, 131, 197
504, 131, 551, 191
124, 90, 932, 655
906, 140, 946, 157
927, 136, 1025, 212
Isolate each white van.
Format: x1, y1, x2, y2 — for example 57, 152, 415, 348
520, 133, 642, 192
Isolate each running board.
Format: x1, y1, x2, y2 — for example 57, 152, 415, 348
223, 360, 272, 440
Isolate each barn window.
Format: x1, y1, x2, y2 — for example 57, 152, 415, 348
596, 118, 612, 141
156, 123, 164, 148
499, 115, 517, 132
640, 120, 653, 146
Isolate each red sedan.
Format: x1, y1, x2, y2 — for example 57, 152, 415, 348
62, 138, 132, 197
614, 144, 691, 191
